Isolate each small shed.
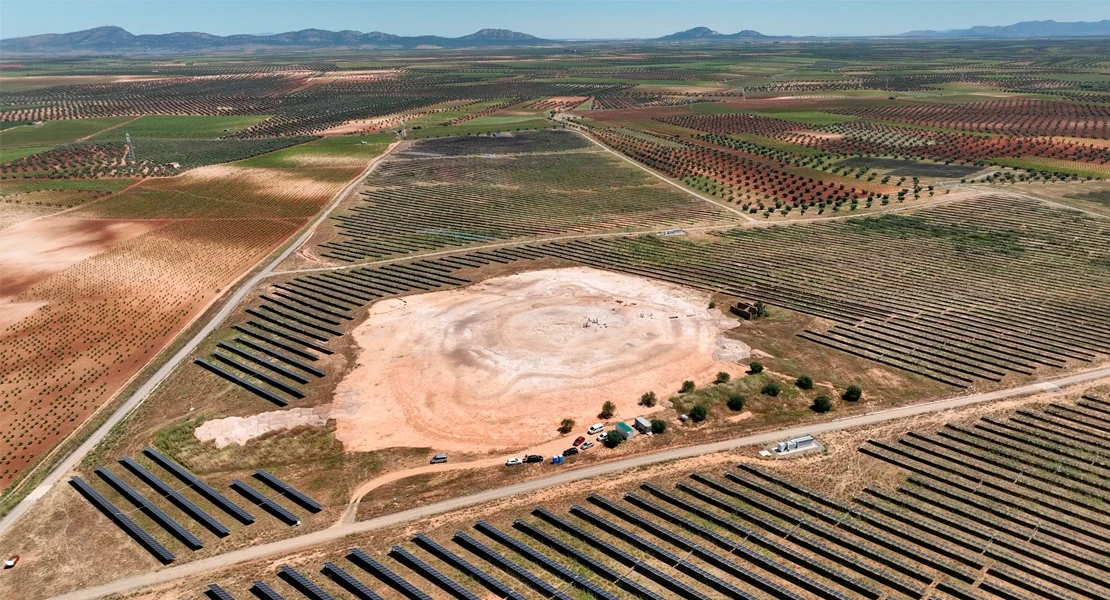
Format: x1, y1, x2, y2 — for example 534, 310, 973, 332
730, 301, 759, 320
633, 416, 652, 434
614, 422, 637, 440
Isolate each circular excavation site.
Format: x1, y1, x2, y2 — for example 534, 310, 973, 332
329, 266, 749, 453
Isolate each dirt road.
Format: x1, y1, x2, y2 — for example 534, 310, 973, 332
51, 365, 1110, 600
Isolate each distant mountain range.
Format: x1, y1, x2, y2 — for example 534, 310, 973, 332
2, 20, 1108, 55
0, 26, 549, 54
899, 20, 1110, 38
655, 27, 770, 41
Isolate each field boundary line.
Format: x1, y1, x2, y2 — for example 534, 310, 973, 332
0, 141, 400, 538
50, 364, 1110, 600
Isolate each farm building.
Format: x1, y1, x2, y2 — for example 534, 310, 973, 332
633, 416, 652, 433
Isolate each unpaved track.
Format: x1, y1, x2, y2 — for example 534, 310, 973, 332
0, 143, 399, 539
51, 365, 1110, 600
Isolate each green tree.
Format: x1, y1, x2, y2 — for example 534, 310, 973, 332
558, 418, 575, 434
727, 394, 746, 411
681, 380, 696, 394
812, 395, 833, 413
599, 401, 616, 419
842, 385, 863, 402
689, 404, 708, 422
748, 362, 764, 374
761, 382, 780, 397
754, 300, 768, 318
716, 371, 731, 384
795, 375, 814, 390
639, 391, 657, 407
651, 419, 667, 434
604, 431, 624, 448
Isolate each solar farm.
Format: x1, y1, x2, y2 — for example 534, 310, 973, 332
172, 395, 1110, 600
0, 29, 1108, 600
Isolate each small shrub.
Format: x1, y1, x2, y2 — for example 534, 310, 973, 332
599, 401, 616, 419
795, 375, 813, 390
812, 395, 833, 413
689, 404, 708, 422
558, 418, 575, 434
761, 382, 780, 397
708, 300, 716, 309
748, 362, 764, 374
639, 391, 657, 407
604, 431, 624, 448
842, 385, 863, 402
680, 380, 696, 394
727, 394, 746, 411
650, 419, 667, 434
716, 371, 731, 384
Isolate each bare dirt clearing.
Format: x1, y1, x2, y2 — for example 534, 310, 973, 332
0, 218, 164, 298
201, 267, 748, 454
332, 266, 747, 452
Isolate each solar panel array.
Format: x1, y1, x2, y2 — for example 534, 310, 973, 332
279, 565, 335, 600
201, 402, 1109, 600
69, 476, 176, 564
94, 466, 204, 550
206, 583, 236, 600
119, 456, 229, 536
231, 480, 301, 526
143, 446, 255, 524
193, 256, 490, 405
254, 469, 322, 513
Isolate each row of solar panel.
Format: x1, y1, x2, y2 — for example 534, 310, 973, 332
74, 448, 321, 560
192, 255, 536, 407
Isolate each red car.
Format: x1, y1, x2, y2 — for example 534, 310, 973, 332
572, 436, 586, 446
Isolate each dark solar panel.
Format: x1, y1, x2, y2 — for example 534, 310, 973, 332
251, 580, 286, 600
347, 547, 433, 600
321, 561, 385, 600
120, 456, 229, 537
412, 533, 526, 600
253, 469, 322, 513
207, 583, 236, 600
70, 476, 176, 563
231, 480, 301, 525
95, 465, 204, 550
278, 565, 334, 600
389, 545, 481, 600
143, 446, 255, 524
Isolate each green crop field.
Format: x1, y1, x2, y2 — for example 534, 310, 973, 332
89, 115, 269, 140
0, 116, 133, 148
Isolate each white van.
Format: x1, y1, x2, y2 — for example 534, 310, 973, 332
587, 423, 605, 435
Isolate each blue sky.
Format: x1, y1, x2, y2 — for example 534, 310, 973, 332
2, 1, 1108, 39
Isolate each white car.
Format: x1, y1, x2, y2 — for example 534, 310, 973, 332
581, 441, 595, 450
596, 432, 608, 442
587, 423, 605, 435
505, 457, 523, 466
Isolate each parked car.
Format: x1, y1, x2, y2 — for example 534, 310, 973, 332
596, 432, 608, 442
563, 447, 579, 457
430, 453, 448, 464
587, 423, 605, 435
580, 441, 595, 450
524, 454, 543, 463
572, 436, 586, 446
4, 555, 18, 569
505, 457, 523, 466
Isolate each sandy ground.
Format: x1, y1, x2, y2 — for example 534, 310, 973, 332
199, 267, 749, 453
194, 406, 332, 448
0, 218, 163, 298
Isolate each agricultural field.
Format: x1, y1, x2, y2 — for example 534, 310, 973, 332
0, 37, 1109, 600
